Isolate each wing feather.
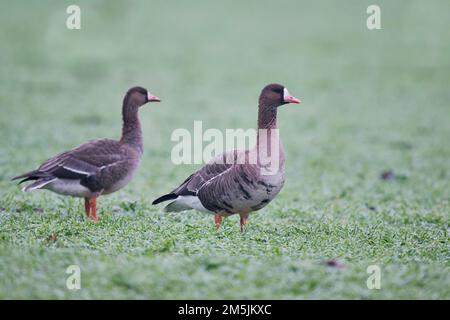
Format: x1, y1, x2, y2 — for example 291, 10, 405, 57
36, 139, 132, 180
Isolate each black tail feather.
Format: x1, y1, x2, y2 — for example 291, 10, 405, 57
152, 193, 178, 205
12, 170, 38, 181
12, 170, 50, 183
18, 177, 39, 184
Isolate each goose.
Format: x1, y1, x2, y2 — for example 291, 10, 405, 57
152, 83, 300, 231
13, 86, 160, 221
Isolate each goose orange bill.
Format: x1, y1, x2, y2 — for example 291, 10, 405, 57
147, 93, 161, 102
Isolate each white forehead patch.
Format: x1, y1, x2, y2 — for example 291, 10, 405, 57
147, 92, 153, 99
283, 87, 290, 99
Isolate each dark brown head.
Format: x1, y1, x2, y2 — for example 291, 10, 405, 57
123, 86, 161, 109
258, 83, 301, 108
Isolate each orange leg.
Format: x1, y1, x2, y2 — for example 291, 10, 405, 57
84, 197, 98, 222
84, 198, 91, 218
214, 213, 222, 230
90, 197, 98, 222
240, 214, 248, 233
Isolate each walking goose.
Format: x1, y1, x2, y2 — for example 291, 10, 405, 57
13, 86, 161, 221
152, 83, 300, 231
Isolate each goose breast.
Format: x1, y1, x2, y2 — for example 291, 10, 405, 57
197, 163, 285, 214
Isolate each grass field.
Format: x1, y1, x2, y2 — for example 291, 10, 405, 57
0, 0, 449, 299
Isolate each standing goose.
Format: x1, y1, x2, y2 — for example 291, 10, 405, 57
152, 83, 300, 231
13, 86, 160, 221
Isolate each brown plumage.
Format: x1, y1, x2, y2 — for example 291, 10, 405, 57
12, 86, 161, 221
152, 83, 301, 231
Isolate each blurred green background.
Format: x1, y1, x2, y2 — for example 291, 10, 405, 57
0, 0, 449, 299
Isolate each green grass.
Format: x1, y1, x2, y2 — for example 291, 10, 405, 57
0, 0, 449, 299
